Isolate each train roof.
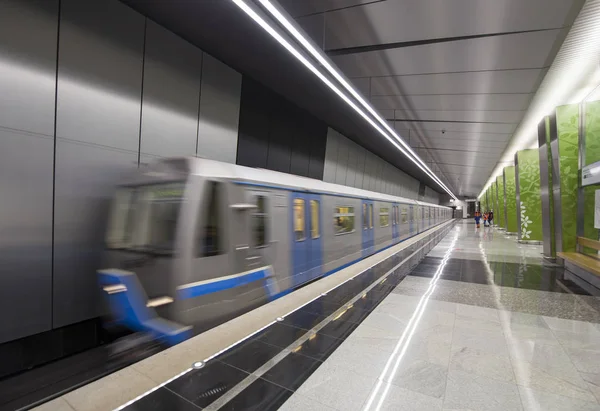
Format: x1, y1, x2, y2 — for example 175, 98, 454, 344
139, 157, 448, 208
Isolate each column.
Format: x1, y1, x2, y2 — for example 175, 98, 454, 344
583, 100, 600, 249
551, 103, 580, 252
496, 175, 506, 229
516, 149, 544, 242
504, 166, 518, 234
537, 116, 556, 257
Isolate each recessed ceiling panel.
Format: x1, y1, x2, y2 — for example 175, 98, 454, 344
371, 93, 532, 111
278, 0, 375, 18
312, 0, 579, 49
419, 130, 512, 143
366, 69, 545, 96
332, 30, 562, 77
394, 120, 517, 134
425, 139, 508, 151
394, 109, 523, 124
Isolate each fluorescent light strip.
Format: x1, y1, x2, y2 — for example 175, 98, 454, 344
257, 0, 454, 198
232, 0, 457, 200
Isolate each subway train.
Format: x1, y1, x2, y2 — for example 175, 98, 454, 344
98, 157, 452, 344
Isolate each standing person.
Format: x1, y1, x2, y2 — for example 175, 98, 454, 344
474, 211, 481, 228
483, 211, 489, 227
488, 210, 494, 227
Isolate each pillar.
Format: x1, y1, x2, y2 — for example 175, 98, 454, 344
551, 104, 579, 252
504, 166, 518, 234
538, 116, 556, 257
515, 149, 544, 242
582, 100, 600, 249
496, 175, 506, 229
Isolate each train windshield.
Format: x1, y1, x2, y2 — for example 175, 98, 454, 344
106, 183, 185, 255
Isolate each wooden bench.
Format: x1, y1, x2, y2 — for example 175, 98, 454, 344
558, 236, 600, 278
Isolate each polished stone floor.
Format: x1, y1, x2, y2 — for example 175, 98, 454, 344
115, 221, 600, 410
280, 221, 600, 411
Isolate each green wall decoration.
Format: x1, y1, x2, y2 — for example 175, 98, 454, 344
496, 175, 505, 228
516, 149, 543, 241
504, 166, 518, 233
584, 100, 600, 250
555, 103, 580, 252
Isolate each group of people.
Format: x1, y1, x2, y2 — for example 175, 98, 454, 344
474, 210, 493, 228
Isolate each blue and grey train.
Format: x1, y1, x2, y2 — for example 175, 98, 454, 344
98, 157, 452, 344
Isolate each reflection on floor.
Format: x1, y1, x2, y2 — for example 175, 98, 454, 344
281, 221, 600, 411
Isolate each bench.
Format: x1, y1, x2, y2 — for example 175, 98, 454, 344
558, 237, 600, 292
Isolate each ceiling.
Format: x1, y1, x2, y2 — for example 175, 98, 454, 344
279, 0, 586, 196
121, 0, 585, 198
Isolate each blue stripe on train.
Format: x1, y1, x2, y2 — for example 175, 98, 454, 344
177, 266, 272, 300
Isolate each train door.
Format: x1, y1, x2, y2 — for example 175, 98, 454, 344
392, 204, 399, 242
409, 205, 414, 234
291, 192, 322, 287
362, 200, 375, 256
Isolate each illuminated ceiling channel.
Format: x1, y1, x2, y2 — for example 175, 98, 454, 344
478, 0, 600, 199
231, 0, 458, 201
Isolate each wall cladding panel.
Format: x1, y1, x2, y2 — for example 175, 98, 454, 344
57, 0, 145, 152
236, 79, 270, 169
140, 21, 202, 158
322, 126, 338, 183
53, 0, 144, 327
0, 0, 58, 136
335, 132, 349, 185
0, 131, 54, 343
237, 78, 327, 179
197, 54, 242, 163
0, 0, 58, 343
53, 141, 137, 327
307, 119, 327, 180
346, 140, 357, 187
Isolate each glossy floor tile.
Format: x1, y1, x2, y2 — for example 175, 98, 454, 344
281, 221, 600, 411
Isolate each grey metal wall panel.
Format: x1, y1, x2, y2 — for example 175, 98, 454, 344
322, 128, 338, 183
0, 0, 57, 343
140, 21, 202, 158
0, 130, 54, 343
335, 134, 348, 185
197, 54, 242, 164
53, 141, 137, 327
56, 0, 144, 151
355, 146, 366, 188
360, 151, 370, 189
0, 0, 58, 136
346, 140, 357, 187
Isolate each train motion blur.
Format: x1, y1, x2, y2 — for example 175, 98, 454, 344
99, 157, 452, 344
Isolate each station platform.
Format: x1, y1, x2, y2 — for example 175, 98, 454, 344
34, 220, 600, 411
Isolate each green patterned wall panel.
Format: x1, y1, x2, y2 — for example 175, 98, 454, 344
504, 166, 518, 233
516, 149, 543, 241
555, 103, 580, 252
584, 100, 600, 249
496, 175, 505, 228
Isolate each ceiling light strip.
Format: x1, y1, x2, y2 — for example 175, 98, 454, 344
232, 0, 457, 199
258, 0, 457, 198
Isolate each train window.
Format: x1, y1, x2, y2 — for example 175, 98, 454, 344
334, 206, 355, 235
107, 183, 185, 254
401, 206, 408, 224
310, 200, 320, 239
199, 181, 222, 257
294, 198, 305, 241
369, 204, 373, 229
379, 207, 390, 227
363, 204, 368, 230
253, 196, 268, 247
